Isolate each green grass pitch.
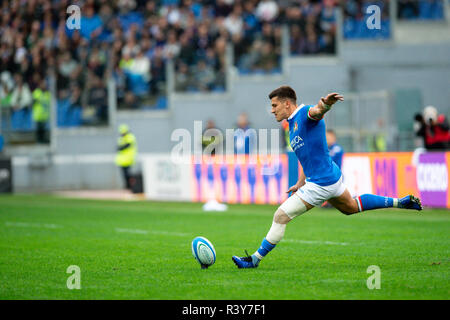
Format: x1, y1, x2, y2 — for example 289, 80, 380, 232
0, 194, 448, 300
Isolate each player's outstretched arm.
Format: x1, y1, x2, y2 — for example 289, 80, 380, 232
308, 92, 344, 121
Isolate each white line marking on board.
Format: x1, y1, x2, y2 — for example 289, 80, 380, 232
115, 228, 190, 237
284, 239, 349, 246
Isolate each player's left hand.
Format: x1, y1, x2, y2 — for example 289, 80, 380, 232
322, 93, 344, 106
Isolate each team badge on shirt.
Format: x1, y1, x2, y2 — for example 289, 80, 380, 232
293, 122, 298, 132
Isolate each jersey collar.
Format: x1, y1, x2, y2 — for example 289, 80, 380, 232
287, 104, 305, 121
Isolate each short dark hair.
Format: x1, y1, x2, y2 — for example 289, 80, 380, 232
268, 86, 297, 103
326, 129, 336, 135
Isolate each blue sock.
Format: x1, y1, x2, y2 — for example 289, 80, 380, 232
252, 238, 276, 265
356, 194, 397, 212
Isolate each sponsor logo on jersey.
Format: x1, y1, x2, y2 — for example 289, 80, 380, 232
290, 135, 304, 151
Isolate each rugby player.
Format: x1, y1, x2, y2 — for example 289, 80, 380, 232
232, 86, 422, 269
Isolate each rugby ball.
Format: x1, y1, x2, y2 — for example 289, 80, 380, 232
191, 236, 216, 269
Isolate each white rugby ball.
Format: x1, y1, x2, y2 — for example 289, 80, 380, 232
191, 236, 216, 268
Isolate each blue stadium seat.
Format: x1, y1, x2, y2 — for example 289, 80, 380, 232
1, 114, 8, 131
126, 73, 149, 96
57, 99, 82, 128
419, 0, 444, 20
212, 86, 225, 93
419, 0, 433, 19
155, 96, 168, 109
69, 105, 82, 126
57, 99, 70, 127
11, 108, 34, 131
271, 68, 282, 74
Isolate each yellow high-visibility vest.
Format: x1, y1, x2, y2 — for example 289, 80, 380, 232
32, 89, 50, 122
115, 132, 137, 167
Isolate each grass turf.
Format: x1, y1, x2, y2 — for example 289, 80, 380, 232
0, 194, 448, 300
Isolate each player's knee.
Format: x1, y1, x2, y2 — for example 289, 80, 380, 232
273, 208, 291, 224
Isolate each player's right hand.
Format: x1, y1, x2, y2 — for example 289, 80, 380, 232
286, 184, 299, 196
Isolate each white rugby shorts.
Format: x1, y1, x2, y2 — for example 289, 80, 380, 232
280, 176, 346, 218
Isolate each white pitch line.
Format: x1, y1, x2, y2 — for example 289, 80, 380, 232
283, 239, 349, 246
115, 228, 190, 237
150, 230, 191, 237
115, 228, 149, 235
5, 222, 61, 229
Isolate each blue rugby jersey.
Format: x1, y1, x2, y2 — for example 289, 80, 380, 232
287, 104, 342, 186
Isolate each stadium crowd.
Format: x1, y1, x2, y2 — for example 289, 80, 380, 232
0, 0, 339, 128
2, 0, 445, 135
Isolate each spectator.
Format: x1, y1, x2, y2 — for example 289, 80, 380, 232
304, 26, 320, 54
224, 5, 244, 36
202, 119, 223, 155
175, 62, 192, 92
124, 91, 140, 110
290, 25, 306, 55
68, 84, 82, 110
234, 112, 256, 155
10, 74, 32, 112
128, 49, 151, 83
177, 33, 197, 66
0, 72, 13, 110
326, 129, 344, 169
256, 0, 279, 22
113, 66, 127, 104
87, 75, 108, 124
57, 52, 79, 96
321, 128, 345, 208
368, 118, 387, 152
413, 112, 426, 148
149, 48, 166, 95
256, 42, 278, 72
80, 5, 103, 40
193, 60, 215, 91
163, 30, 181, 59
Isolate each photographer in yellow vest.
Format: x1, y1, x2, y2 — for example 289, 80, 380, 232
115, 124, 137, 190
